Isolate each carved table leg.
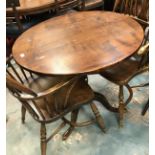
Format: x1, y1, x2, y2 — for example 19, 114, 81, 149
40, 123, 47, 155
90, 102, 106, 133
62, 109, 79, 140
21, 105, 26, 124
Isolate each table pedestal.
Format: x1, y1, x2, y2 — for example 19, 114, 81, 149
61, 88, 120, 140
94, 92, 119, 112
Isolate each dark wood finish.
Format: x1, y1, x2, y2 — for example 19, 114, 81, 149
113, 0, 149, 26
13, 11, 144, 76
100, 56, 148, 85
6, 1, 82, 57
104, 0, 115, 11
6, 0, 82, 16
99, 3, 149, 126
142, 100, 149, 116
90, 102, 106, 132
40, 123, 46, 155
21, 105, 26, 123
6, 0, 23, 32
12, 11, 145, 121
6, 56, 96, 122
6, 0, 82, 35
6, 0, 57, 15
82, 0, 104, 10
7, 56, 106, 155
55, 0, 82, 14
62, 109, 79, 140
94, 92, 118, 112
100, 39, 149, 126
6, 0, 20, 7
118, 85, 124, 127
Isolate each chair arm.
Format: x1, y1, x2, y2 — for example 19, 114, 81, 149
19, 76, 80, 100
37, 76, 79, 98
137, 43, 149, 56
130, 16, 149, 27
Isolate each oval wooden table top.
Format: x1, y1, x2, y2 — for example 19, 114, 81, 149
12, 11, 144, 76
6, 0, 56, 15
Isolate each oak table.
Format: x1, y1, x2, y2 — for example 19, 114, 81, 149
12, 11, 144, 112
6, 0, 58, 16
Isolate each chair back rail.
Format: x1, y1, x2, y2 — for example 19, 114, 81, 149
6, 56, 35, 85
6, 75, 42, 120
6, 56, 50, 121
6, 0, 23, 31
113, 0, 149, 21
81, 0, 104, 10
6, 76, 36, 95
55, 0, 82, 13
113, 0, 149, 68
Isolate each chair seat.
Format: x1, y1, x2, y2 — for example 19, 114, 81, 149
29, 76, 94, 120
100, 58, 140, 85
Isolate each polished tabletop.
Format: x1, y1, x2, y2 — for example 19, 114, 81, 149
6, 0, 56, 15
12, 11, 144, 75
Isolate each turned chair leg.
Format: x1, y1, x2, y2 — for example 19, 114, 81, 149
119, 85, 125, 127
40, 123, 47, 155
142, 100, 149, 116
90, 103, 106, 133
62, 109, 79, 140
21, 105, 26, 124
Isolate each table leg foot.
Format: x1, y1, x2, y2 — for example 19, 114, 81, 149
62, 126, 75, 140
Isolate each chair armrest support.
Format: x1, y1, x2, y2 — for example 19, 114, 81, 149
131, 16, 149, 27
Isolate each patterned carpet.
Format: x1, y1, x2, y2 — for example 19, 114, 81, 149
6, 74, 149, 155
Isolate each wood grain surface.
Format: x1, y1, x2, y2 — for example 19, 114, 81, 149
12, 11, 144, 75
7, 0, 56, 15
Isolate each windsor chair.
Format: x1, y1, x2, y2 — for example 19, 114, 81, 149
7, 56, 106, 155
99, 0, 149, 126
